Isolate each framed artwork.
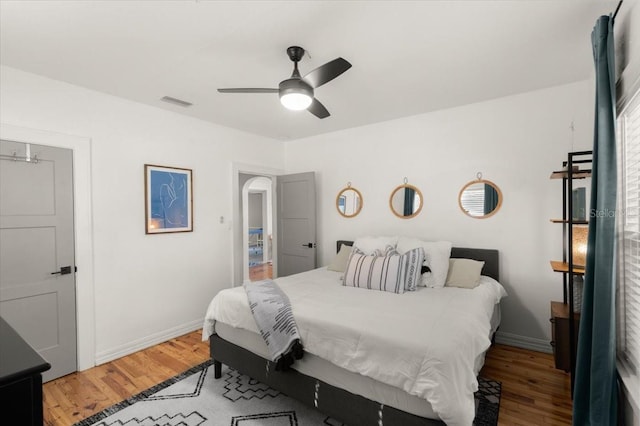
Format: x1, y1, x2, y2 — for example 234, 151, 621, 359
144, 164, 193, 234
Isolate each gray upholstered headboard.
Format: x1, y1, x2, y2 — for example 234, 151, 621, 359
336, 240, 500, 281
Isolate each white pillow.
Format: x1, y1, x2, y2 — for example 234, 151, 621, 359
353, 236, 398, 255
396, 237, 452, 288
327, 244, 353, 273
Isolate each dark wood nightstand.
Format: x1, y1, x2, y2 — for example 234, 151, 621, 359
0, 316, 51, 425
550, 301, 580, 372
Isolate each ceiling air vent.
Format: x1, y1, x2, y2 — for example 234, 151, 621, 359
160, 96, 193, 107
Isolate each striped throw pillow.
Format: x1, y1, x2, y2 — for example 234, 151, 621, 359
379, 246, 424, 292
401, 247, 425, 292
343, 252, 405, 294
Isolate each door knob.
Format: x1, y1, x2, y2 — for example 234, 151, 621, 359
51, 266, 72, 275
301, 243, 315, 248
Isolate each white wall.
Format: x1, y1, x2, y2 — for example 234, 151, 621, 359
248, 193, 263, 228
0, 66, 284, 365
284, 80, 594, 351
615, 0, 640, 107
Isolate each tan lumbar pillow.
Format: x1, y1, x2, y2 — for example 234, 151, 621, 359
327, 244, 353, 273
445, 258, 485, 289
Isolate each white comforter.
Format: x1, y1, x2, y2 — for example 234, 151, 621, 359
203, 267, 507, 426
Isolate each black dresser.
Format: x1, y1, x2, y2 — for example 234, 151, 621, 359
0, 316, 51, 425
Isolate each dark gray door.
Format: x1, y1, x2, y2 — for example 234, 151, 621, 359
0, 140, 77, 382
276, 172, 316, 277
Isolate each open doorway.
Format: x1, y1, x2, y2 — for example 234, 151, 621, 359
234, 164, 282, 286
242, 176, 273, 282
233, 166, 317, 285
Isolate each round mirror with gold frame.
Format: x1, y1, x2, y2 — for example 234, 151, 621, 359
336, 184, 363, 218
458, 175, 503, 219
389, 182, 423, 219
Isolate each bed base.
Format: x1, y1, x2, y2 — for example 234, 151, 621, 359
210, 334, 445, 426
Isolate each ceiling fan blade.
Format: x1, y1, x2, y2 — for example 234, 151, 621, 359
303, 57, 352, 88
217, 88, 278, 93
308, 98, 330, 119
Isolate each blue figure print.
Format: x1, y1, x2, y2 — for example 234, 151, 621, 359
150, 170, 189, 229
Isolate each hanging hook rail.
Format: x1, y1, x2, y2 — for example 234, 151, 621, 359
0, 152, 39, 164
0, 143, 39, 163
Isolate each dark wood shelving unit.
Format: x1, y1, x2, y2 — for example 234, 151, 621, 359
549, 219, 589, 224
550, 260, 585, 275
549, 150, 592, 396
549, 170, 592, 179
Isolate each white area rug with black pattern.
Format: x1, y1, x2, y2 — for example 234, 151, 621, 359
73, 360, 501, 426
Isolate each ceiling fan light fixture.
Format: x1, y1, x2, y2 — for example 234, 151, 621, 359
279, 78, 313, 111
280, 92, 312, 110
218, 46, 351, 119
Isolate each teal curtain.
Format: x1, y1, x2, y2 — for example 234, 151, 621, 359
403, 187, 415, 216
483, 184, 499, 215
573, 15, 618, 425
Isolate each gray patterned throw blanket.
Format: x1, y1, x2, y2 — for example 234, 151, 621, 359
243, 279, 304, 371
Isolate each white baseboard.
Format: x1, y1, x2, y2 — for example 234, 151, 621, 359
494, 331, 553, 354
93, 319, 204, 367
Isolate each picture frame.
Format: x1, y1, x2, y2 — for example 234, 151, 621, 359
144, 164, 193, 234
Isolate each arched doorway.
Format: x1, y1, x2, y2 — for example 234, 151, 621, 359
242, 176, 273, 282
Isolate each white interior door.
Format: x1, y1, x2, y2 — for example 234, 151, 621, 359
276, 172, 316, 277
0, 140, 77, 382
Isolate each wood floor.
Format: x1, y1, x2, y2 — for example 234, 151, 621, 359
43, 330, 572, 426
481, 344, 572, 425
249, 261, 273, 281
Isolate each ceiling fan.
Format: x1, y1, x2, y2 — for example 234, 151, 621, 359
217, 46, 352, 119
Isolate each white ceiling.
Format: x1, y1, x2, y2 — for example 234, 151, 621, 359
0, 0, 621, 141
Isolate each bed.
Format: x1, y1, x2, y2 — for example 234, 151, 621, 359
203, 240, 506, 426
